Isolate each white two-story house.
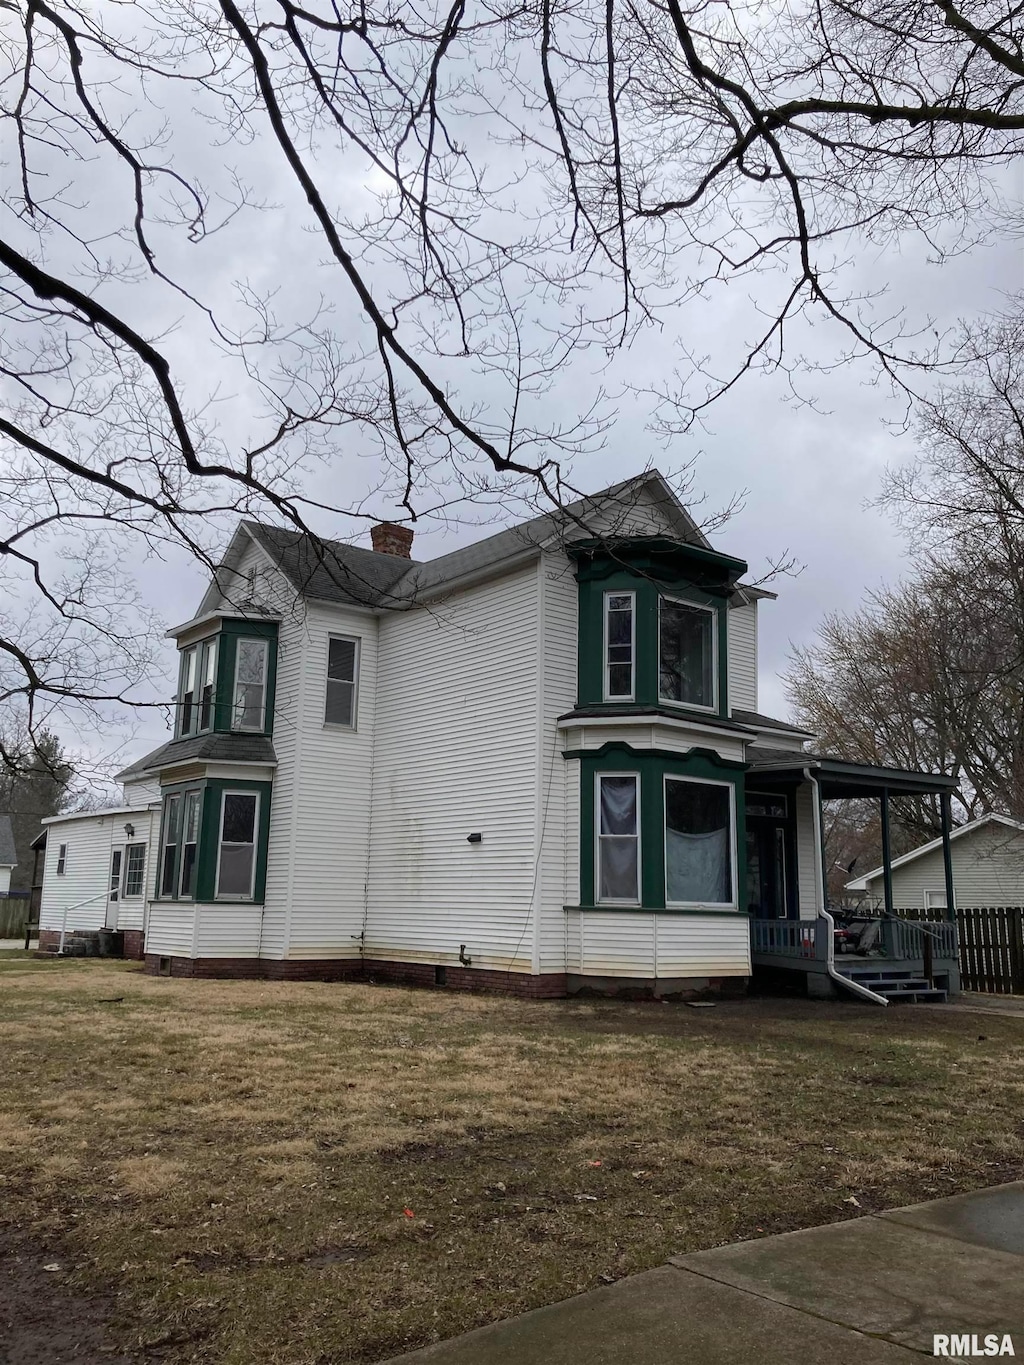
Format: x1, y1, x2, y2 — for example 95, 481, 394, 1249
37, 470, 961, 1000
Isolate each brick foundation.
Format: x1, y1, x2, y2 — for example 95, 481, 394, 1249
143, 953, 568, 996
567, 973, 748, 1001
122, 930, 145, 961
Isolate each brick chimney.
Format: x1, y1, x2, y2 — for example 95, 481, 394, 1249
370, 521, 414, 558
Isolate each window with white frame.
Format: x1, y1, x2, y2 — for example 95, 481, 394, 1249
604, 593, 635, 700
664, 775, 735, 906
216, 792, 259, 898
325, 636, 359, 727
178, 646, 198, 736
596, 774, 640, 902
198, 638, 218, 731
56, 843, 67, 876
123, 843, 146, 898
232, 639, 269, 731
924, 889, 948, 911
178, 791, 201, 899
659, 597, 716, 709
159, 794, 182, 897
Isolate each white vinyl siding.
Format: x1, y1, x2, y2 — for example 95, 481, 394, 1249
39, 809, 155, 936
365, 563, 539, 973
727, 601, 758, 713
565, 911, 750, 978
538, 554, 579, 972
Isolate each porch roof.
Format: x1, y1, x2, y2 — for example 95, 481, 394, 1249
746, 747, 959, 799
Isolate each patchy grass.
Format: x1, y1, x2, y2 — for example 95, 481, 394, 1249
1, 960, 1022, 1364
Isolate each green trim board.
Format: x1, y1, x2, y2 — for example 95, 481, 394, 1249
156, 776, 272, 904
577, 743, 746, 912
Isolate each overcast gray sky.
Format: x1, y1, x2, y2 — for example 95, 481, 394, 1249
4, 7, 1021, 782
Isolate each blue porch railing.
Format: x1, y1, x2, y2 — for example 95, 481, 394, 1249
751, 915, 957, 963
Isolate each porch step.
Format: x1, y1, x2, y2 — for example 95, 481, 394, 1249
834, 968, 948, 1004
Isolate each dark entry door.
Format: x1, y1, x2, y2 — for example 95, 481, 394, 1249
745, 793, 796, 919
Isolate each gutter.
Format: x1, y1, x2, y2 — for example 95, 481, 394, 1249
804, 767, 888, 1007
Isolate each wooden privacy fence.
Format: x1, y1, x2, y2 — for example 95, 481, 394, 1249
899, 906, 1024, 995
0, 892, 31, 938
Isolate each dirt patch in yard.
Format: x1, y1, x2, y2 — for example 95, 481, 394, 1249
0, 1229, 141, 1364
0, 959, 1022, 1364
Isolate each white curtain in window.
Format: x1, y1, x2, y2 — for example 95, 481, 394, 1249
666, 827, 729, 903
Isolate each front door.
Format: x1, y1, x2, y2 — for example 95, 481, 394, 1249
745, 793, 796, 919
106, 847, 122, 929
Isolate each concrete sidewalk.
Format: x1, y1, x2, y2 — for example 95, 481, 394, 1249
385, 1183, 1024, 1363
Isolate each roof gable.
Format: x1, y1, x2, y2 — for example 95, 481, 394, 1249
846, 813, 1024, 890
193, 470, 719, 614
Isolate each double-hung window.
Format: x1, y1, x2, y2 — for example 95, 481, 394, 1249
160, 794, 182, 897
178, 647, 198, 736
664, 776, 735, 907
596, 774, 640, 903
659, 597, 716, 710
604, 593, 635, 700
198, 639, 217, 731
233, 639, 268, 731
178, 791, 201, 899
55, 843, 67, 876
123, 844, 146, 898
216, 792, 259, 898
178, 637, 217, 736
325, 636, 359, 727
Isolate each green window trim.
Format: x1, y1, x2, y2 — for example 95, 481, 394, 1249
156, 777, 271, 904
577, 569, 730, 720
577, 743, 746, 912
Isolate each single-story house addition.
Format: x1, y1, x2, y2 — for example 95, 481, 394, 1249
37, 471, 962, 1001
846, 813, 1024, 911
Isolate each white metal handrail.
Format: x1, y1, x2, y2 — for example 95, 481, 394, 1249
56, 893, 109, 954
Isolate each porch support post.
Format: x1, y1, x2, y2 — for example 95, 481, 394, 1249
817, 780, 830, 910
940, 792, 956, 922
880, 787, 894, 918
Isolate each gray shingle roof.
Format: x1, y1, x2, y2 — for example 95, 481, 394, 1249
732, 709, 814, 737
245, 524, 417, 608
0, 815, 16, 866
239, 471, 716, 609
118, 734, 277, 781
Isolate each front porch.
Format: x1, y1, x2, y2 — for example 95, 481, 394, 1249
745, 750, 961, 1004
751, 915, 959, 1002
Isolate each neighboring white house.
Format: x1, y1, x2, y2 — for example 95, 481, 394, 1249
36, 470, 960, 996
846, 813, 1024, 910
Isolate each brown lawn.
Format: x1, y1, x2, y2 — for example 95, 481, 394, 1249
0, 952, 1022, 1364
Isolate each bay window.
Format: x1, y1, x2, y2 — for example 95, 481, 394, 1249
659, 597, 716, 709
233, 639, 269, 731
596, 774, 640, 902
604, 593, 635, 700
664, 775, 735, 906
216, 791, 259, 898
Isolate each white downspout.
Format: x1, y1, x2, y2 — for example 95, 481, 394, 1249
805, 768, 888, 1007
